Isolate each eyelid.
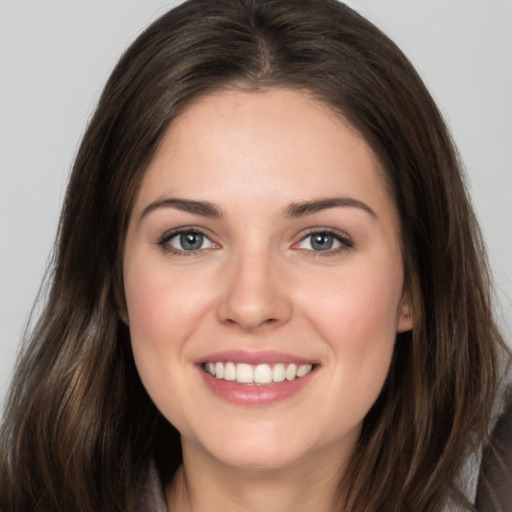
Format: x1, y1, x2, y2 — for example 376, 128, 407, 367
293, 227, 354, 253
157, 226, 219, 254
155, 225, 353, 256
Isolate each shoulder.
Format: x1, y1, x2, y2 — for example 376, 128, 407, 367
475, 382, 512, 511
133, 457, 167, 512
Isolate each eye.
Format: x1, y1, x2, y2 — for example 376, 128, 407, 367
159, 229, 215, 253
296, 230, 353, 253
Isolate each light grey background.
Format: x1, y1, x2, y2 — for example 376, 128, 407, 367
1, 0, 511, 405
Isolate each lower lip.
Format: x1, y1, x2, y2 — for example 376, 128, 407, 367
199, 367, 315, 406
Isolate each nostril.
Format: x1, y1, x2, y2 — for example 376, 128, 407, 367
224, 316, 278, 329
216, 275, 293, 331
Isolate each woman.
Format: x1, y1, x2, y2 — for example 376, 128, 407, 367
0, 0, 508, 510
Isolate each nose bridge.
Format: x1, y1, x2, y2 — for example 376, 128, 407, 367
217, 242, 291, 331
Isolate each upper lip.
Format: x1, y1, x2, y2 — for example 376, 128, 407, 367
195, 350, 319, 366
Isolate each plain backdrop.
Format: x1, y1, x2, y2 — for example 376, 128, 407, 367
1, 0, 511, 405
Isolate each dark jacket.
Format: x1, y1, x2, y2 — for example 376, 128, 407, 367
475, 384, 512, 512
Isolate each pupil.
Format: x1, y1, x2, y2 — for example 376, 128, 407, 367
312, 233, 333, 251
181, 232, 203, 250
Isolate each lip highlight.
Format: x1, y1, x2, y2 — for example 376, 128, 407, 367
196, 349, 318, 366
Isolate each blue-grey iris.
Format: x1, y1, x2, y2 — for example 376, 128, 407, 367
311, 233, 334, 251
181, 232, 203, 250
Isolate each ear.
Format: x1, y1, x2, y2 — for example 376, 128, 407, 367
117, 292, 129, 325
397, 290, 414, 333
113, 276, 129, 325
118, 307, 129, 325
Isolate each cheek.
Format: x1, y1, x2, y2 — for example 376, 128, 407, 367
123, 261, 214, 427
124, 270, 170, 347
305, 261, 403, 337
124, 259, 209, 344
123, 269, 172, 391
123, 259, 200, 387
300, 256, 403, 383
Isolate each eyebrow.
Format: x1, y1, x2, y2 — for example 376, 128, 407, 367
139, 195, 377, 222
284, 197, 377, 219
139, 197, 223, 221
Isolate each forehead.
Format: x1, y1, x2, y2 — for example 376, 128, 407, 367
133, 88, 395, 220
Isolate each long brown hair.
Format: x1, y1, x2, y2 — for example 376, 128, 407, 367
1, 1, 507, 510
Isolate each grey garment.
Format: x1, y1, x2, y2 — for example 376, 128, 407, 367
475, 384, 512, 512
134, 457, 167, 512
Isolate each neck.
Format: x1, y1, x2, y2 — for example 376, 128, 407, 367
165, 443, 348, 512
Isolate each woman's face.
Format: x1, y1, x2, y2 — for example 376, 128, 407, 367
123, 88, 412, 471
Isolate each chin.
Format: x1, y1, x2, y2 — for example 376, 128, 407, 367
211, 444, 309, 471
183, 419, 311, 470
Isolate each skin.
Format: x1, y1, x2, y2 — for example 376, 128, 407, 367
123, 88, 413, 511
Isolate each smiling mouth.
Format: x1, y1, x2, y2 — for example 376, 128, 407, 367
202, 362, 314, 385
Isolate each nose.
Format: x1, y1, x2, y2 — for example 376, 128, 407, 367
216, 248, 293, 332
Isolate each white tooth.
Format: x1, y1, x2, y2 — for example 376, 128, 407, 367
254, 364, 272, 384
224, 362, 236, 381
286, 363, 298, 380
272, 363, 286, 382
207, 362, 216, 376
297, 364, 312, 377
215, 362, 225, 379
237, 363, 254, 383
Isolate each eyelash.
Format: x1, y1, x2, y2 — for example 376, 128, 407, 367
156, 227, 354, 256
295, 228, 354, 256
157, 227, 216, 256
